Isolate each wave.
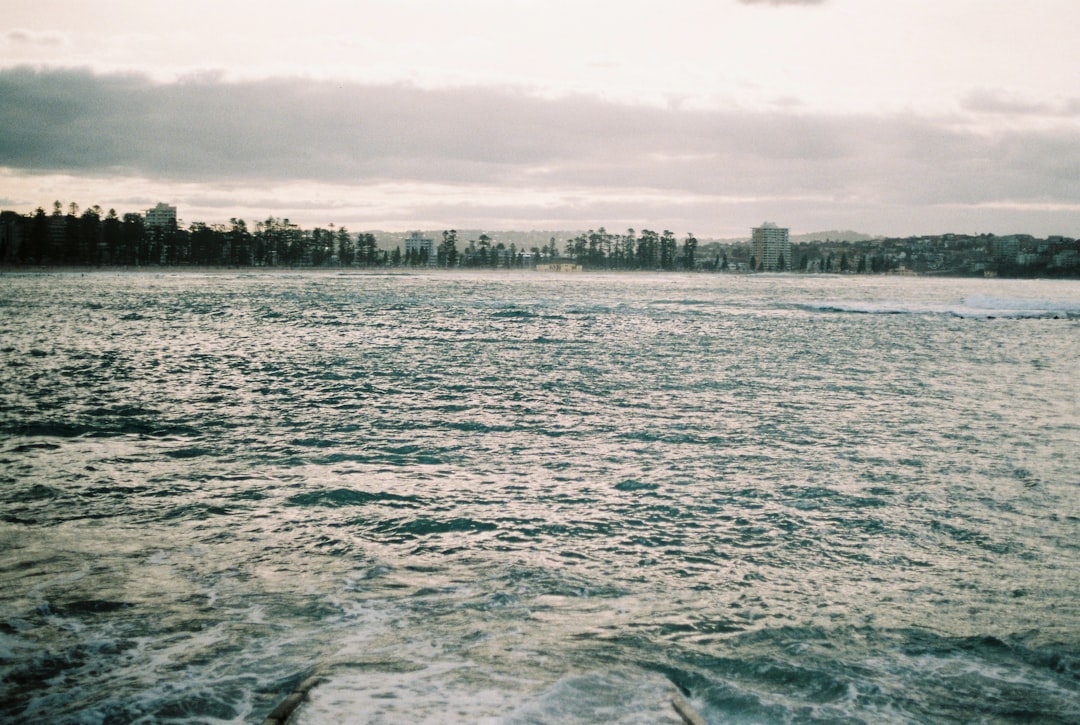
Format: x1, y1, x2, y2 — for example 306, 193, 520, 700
962, 294, 1080, 318
798, 295, 1080, 319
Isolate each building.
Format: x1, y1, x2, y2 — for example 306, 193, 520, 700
991, 235, 1020, 261
145, 203, 177, 230
404, 231, 436, 266
752, 222, 791, 271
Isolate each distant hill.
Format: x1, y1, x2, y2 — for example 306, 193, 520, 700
366, 230, 580, 250
365, 228, 879, 250
790, 230, 880, 243
696, 230, 879, 246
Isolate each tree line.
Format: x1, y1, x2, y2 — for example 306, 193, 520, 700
0, 203, 382, 268
0, 205, 702, 271
557, 228, 699, 270
429, 228, 700, 270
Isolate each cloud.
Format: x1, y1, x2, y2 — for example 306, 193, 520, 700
1, 66, 1078, 235
962, 88, 1080, 118
2, 29, 67, 47
737, 0, 826, 6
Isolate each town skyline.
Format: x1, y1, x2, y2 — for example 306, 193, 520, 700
2, 1, 1079, 239
3, 199, 1077, 277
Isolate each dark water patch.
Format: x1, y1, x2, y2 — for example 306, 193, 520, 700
442, 419, 515, 434
653, 298, 713, 307
0, 421, 95, 438
505, 520, 616, 543
781, 485, 843, 510
614, 479, 660, 492
80, 483, 153, 498
929, 519, 1024, 554
490, 308, 538, 319
85, 404, 160, 418
7, 483, 64, 501
145, 689, 247, 722
373, 516, 498, 540
1, 649, 88, 704
160, 502, 233, 521
285, 488, 422, 508
50, 599, 134, 616
162, 446, 216, 459
9, 442, 61, 453
1, 420, 204, 440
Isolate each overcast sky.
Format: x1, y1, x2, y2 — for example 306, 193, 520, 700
2, 0, 1078, 237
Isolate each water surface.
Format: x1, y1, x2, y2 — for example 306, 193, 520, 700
1, 271, 1078, 723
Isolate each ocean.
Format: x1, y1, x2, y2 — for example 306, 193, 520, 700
1, 270, 1078, 724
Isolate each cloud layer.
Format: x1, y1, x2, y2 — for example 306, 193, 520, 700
2, 67, 1078, 235
738, 0, 826, 5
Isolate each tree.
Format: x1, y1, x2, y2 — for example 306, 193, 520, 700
121, 213, 146, 265
25, 207, 48, 263
335, 227, 354, 266
477, 233, 492, 267
102, 209, 121, 265
189, 222, 217, 265
438, 229, 458, 267
309, 227, 328, 266
78, 207, 101, 265
680, 233, 698, 270
228, 218, 251, 266
62, 205, 80, 263
659, 230, 677, 270
637, 229, 659, 268
357, 232, 378, 266
622, 229, 636, 268
569, 234, 586, 263
776, 252, 785, 272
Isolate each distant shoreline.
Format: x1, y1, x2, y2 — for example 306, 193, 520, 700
3, 265, 1077, 280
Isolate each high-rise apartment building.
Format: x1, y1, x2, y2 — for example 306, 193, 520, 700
752, 222, 790, 271
145, 203, 177, 230
404, 231, 436, 266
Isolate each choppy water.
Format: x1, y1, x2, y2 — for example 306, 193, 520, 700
1, 270, 1079, 724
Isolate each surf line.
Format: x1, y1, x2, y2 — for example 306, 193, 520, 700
263, 675, 325, 725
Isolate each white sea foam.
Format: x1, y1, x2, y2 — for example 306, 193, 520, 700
962, 293, 1080, 318
293, 666, 685, 725
800, 294, 1080, 318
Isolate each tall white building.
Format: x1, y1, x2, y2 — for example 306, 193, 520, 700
404, 231, 436, 266
752, 222, 791, 271
145, 203, 177, 230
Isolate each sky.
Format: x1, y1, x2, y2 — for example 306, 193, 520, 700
1, 0, 1079, 238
